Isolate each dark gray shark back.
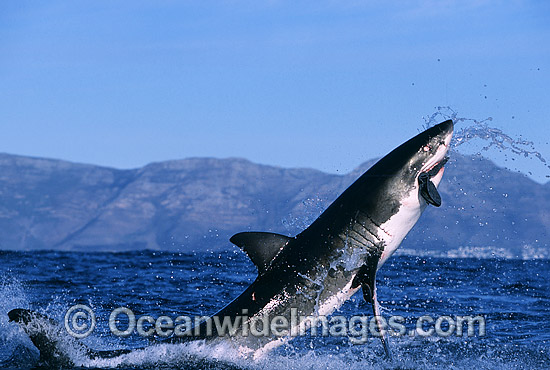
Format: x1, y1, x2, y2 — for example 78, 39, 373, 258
188, 120, 453, 356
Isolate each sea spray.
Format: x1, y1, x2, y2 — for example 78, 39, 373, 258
422, 106, 550, 177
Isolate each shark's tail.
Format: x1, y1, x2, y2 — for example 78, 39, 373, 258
8, 308, 130, 367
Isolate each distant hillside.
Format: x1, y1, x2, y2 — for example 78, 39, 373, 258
0, 152, 548, 257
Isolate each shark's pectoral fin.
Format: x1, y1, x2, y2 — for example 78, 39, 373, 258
418, 172, 441, 207
351, 262, 376, 303
230, 232, 292, 274
351, 258, 392, 360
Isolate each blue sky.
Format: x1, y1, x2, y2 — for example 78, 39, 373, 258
1, 1, 549, 181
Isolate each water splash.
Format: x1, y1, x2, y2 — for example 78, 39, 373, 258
281, 195, 329, 233
0, 277, 37, 367
422, 106, 550, 175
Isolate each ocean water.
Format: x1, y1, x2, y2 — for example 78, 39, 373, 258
0, 249, 548, 369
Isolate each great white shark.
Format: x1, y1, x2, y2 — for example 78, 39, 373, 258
8, 119, 454, 367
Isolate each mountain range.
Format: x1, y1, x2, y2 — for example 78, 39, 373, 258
0, 152, 548, 258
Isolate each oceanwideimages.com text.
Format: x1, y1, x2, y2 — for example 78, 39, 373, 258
65, 305, 486, 344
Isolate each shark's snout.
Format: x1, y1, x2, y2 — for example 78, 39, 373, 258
438, 119, 454, 135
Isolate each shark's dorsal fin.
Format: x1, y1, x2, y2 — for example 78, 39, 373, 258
230, 232, 292, 274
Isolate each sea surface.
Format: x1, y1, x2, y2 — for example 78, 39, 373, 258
0, 249, 548, 369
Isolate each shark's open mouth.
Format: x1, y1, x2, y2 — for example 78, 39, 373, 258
427, 156, 449, 177
418, 156, 449, 207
